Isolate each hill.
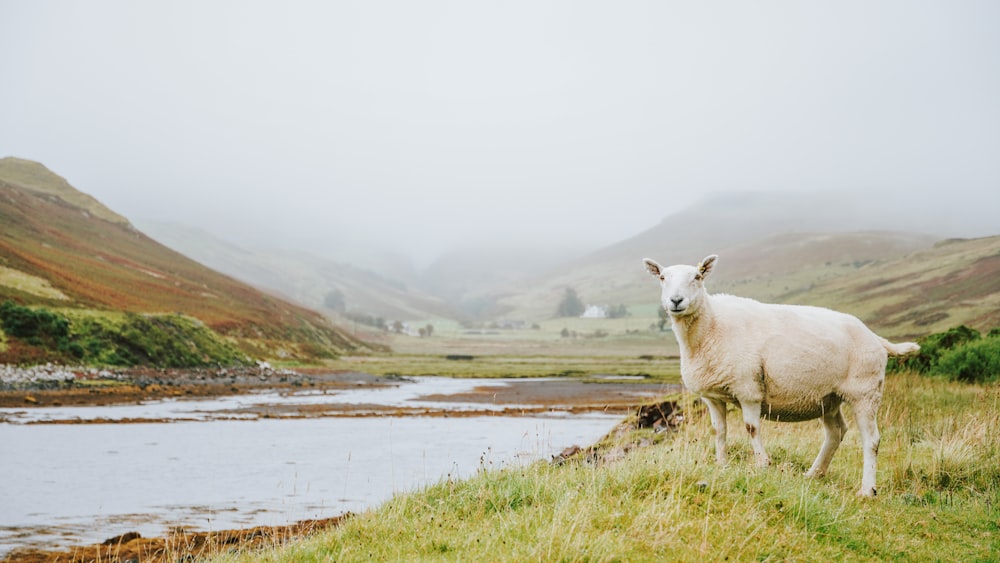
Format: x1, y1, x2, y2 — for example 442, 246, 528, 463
137, 221, 461, 323
480, 225, 937, 326
481, 227, 999, 342
783, 235, 1000, 338
0, 157, 376, 364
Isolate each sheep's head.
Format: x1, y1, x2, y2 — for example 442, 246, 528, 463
642, 255, 717, 317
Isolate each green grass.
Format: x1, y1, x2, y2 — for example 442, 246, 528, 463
212, 373, 999, 562
0, 264, 70, 301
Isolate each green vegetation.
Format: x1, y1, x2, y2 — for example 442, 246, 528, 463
70, 312, 250, 367
213, 373, 1000, 562
0, 300, 250, 367
555, 287, 585, 317
936, 337, 1000, 384
890, 325, 1000, 383
0, 299, 75, 358
324, 353, 681, 381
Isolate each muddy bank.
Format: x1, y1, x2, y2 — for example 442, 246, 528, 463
0, 365, 393, 409
0, 367, 680, 420
3, 516, 347, 563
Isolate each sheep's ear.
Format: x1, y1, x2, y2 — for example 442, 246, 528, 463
696, 255, 718, 279
643, 258, 663, 278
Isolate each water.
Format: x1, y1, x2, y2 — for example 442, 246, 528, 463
0, 377, 620, 554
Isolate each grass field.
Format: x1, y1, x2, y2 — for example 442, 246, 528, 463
339, 311, 676, 359
317, 314, 683, 381
209, 371, 999, 562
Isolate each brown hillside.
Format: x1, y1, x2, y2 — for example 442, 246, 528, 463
0, 159, 374, 359
793, 235, 1000, 338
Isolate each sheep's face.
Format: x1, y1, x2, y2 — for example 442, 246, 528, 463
642, 255, 717, 318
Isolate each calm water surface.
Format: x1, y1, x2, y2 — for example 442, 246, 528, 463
0, 377, 619, 554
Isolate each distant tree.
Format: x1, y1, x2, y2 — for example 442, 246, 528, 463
607, 304, 630, 319
391, 320, 404, 334
657, 307, 670, 331
323, 289, 346, 312
424, 323, 434, 337
555, 288, 585, 317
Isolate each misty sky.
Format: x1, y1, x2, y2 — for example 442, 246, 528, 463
2, 1, 998, 267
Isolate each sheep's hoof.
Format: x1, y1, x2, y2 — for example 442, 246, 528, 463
856, 487, 877, 498
805, 469, 825, 479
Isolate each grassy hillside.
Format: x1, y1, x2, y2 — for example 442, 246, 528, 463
216, 373, 999, 562
0, 158, 376, 364
0, 157, 131, 226
786, 235, 1000, 339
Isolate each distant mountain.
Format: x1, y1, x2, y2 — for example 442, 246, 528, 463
0, 157, 376, 362
591, 189, 998, 265
463, 188, 1000, 327
138, 221, 461, 322
404, 189, 999, 321
415, 243, 588, 317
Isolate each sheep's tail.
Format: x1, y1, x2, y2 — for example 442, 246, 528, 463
881, 338, 921, 357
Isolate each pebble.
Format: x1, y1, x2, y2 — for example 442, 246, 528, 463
0, 362, 300, 389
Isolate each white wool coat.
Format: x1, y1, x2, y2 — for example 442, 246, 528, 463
672, 294, 888, 421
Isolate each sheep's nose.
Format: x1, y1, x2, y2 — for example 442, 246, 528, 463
670, 297, 684, 306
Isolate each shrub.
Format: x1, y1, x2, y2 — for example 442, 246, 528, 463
932, 337, 1000, 383
0, 300, 70, 345
889, 325, 1000, 384
888, 325, 981, 374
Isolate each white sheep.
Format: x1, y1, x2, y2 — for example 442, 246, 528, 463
643, 254, 919, 497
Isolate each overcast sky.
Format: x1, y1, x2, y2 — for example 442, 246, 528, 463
1, 1, 998, 267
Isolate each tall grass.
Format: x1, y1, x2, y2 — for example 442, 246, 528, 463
215, 373, 999, 562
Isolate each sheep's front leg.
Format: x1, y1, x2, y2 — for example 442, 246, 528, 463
739, 400, 771, 467
702, 397, 728, 465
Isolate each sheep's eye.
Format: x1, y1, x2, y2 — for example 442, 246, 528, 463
659, 275, 665, 281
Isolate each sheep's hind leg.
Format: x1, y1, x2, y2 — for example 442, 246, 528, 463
702, 397, 729, 465
853, 402, 881, 497
805, 405, 847, 478
739, 400, 771, 467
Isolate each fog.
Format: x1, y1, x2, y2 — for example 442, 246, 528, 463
1, 1, 998, 268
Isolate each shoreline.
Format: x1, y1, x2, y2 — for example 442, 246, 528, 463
3, 516, 350, 563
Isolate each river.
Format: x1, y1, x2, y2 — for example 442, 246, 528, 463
0, 377, 631, 554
